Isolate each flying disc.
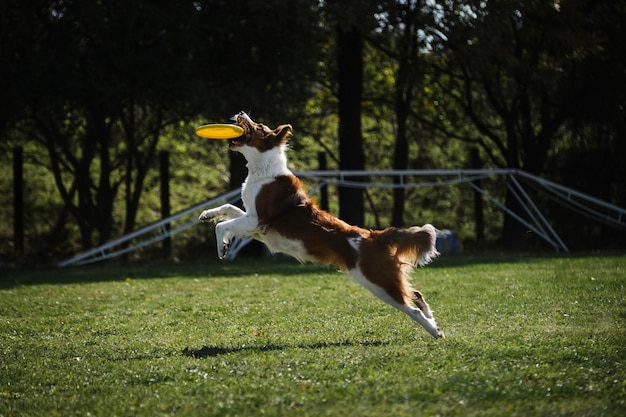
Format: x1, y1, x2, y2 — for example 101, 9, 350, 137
195, 124, 244, 139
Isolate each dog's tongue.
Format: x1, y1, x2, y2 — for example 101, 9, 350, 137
229, 137, 245, 147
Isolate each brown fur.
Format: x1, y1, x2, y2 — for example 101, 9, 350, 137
257, 176, 366, 271
255, 174, 436, 303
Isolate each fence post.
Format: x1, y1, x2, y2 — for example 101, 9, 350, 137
471, 148, 485, 244
317, 152, 329, 211
159, 151, 171, 258
13, 147, 24, 257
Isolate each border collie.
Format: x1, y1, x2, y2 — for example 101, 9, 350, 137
199, 112, 444, 338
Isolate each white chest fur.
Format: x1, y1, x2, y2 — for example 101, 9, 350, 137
239, 145, 292, 216
240, 177, 272, 217
237, 145, 307, 259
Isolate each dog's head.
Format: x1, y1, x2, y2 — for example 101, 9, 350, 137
229, 111, 292, 153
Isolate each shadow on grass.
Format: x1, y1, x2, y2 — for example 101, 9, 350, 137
1, 259, 333, 288
182, 339, 389, 358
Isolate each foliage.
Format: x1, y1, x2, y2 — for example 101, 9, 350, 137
422, 0, 626, 246
0, 0, 322, 256
1, 0, 624, 263
1, 255, 625, 416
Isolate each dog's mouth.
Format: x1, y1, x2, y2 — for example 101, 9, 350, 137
228, 112, 253, 148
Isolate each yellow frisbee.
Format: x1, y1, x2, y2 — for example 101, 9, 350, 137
195, 124, 244, 139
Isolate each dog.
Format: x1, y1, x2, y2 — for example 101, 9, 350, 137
199, 112, 444, 338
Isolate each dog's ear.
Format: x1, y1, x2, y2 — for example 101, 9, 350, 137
273, 124, 293, 144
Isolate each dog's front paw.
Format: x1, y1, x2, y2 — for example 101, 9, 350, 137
217, 240, 230, 260
199, 208, 219, 223
215, 224, 231, 259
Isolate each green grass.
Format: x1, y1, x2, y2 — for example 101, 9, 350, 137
1, 254, 625, 416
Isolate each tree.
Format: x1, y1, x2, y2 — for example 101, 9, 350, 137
560, 0, 626, 205
322, 0, 380, 226
336, 26, 366, 226
4, 0, 206, 248
369, 0, 432, 227
188, 0, 324, 192
1, 0, 322, 253
427, 0, 604, 247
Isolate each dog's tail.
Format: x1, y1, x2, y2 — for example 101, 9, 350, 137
374, 224, 439, 267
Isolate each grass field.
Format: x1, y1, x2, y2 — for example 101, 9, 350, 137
1, 254, 625, 416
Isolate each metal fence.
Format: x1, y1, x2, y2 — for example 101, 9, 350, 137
58, 169, 626, 266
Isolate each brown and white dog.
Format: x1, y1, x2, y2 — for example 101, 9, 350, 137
199, 112, 444, 338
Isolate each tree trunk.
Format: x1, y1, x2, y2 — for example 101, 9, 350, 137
391, 1, 420, 227
392, 105, 409, 227
95, 115, 115, 245
337, 26, 365, 226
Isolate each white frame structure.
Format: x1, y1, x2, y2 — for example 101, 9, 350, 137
58, 169, 626, 266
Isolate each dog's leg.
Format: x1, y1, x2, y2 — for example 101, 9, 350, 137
199, 204, 245, 223
349, 268, 444, 339
199, 204, 256, 259
214, 215, 259, 259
